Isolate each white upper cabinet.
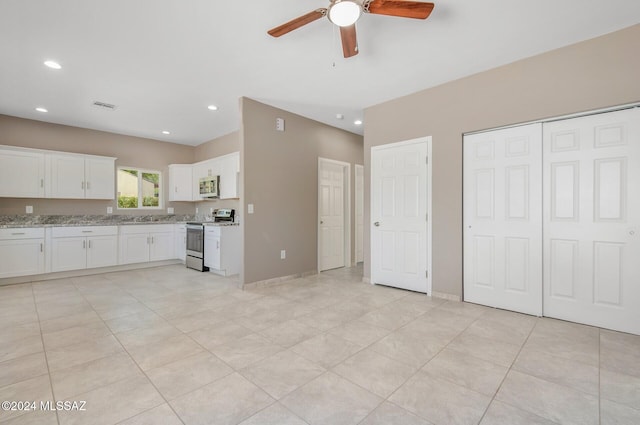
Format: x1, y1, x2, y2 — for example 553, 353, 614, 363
0, 145, 115, 200
48, 153, 115, 199
85, 157, 116, 199
0, 147, 45, 198
168, 164, 193, 201
172, 151, 239, 201
48, 154, 86, 198
219, 152, 240, 199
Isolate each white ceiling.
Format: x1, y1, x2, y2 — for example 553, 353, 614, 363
1, 1, 639, 146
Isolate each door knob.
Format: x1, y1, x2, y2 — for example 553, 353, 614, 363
374, 222, 380, 227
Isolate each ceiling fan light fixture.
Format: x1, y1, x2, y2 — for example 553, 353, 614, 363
328, 0, 362, 27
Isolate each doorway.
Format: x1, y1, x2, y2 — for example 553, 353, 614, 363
318, 158, 351, 272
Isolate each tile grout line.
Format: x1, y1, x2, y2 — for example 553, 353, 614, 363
69, 274, 187, 425
475, 316, 562, 425
371, 304, 483, 424
598, 328, 601, 425
30, 283, 61, 425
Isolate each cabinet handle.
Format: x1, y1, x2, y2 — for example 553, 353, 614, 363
40, 243, 43, 253
217, 240, 219, 249
86, 182, 91, 190
11, 232, 26, 235
175, 186, 178, 193
88, 240, 92, 249
83, 240, 86, 249
151, 236, 154, 244
40, 179, 44, 188
82, 230, 93, 233
81, 181, 85, 190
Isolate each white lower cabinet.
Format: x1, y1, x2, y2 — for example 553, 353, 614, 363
50, 226, 118, 272
0, 228, 45, 278
119, 224, 175, 264
175, 224, 186, 262
204, 225, 240, 276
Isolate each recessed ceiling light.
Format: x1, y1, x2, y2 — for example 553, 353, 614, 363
207, 105, 218, 111
44, 60, 61, 70
354, 120, 363, 125
35, 107, 48, 113
162, 130, 170, 135
336, 114, 344, 120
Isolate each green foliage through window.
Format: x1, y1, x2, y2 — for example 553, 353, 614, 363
117, 168, 161, 209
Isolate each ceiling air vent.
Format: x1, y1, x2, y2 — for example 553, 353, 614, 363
92, 101, 117, 111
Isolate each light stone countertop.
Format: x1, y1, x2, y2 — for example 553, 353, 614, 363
0, 214, 194, 229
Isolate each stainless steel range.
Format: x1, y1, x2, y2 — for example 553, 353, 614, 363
185, 209, 235, 272
186, 223, 208, 271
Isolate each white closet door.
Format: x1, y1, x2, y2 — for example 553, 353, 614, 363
463, 124, 543, 316
543, 108, 640, 335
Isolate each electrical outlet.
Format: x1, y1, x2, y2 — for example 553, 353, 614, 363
276, 118, 285, 132
107, 206, 113, 214
167, 207, 174, 214
248, 204, 254, 214
26, 205, 33, 214
195, 207, 199, 214
280, 250, 286, 260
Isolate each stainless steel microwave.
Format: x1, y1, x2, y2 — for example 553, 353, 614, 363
199, 176, 219, 198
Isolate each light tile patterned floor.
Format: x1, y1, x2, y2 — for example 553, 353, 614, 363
0, 265, 639, 425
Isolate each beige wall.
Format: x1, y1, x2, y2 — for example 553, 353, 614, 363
364, 24, 640, 298
0, 115, 195, 215
241, 98, 364, 284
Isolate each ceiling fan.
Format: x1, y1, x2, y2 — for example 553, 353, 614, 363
268, 0, 435, 58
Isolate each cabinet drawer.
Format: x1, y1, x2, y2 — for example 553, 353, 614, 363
119, 224, 174, 235
204, 226, 221, 236
0, 227, 45, 240
52, 226, 118, 238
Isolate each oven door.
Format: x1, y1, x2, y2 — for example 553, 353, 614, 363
186, 225, 204, 258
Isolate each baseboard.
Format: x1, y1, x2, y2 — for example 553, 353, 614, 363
432, 291, 461, 302
0, 260, 183, 286
243, 270, 317, 290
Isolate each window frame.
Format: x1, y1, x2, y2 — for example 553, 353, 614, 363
116, 166, 163, 210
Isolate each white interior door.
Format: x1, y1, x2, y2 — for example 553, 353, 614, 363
543, 108, 640, 335
463, 124, 543, 316
371, 138, 430, 293
319, 159, 347, 271
355, 164, 364, 263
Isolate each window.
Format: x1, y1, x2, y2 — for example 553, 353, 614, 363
117, 167, 161, 209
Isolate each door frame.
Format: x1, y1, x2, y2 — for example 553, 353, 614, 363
317, 157, 352, 272
355, 164, 364, 265
370, 136, 432, 294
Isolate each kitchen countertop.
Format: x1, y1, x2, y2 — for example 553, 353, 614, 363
0, 214, 196, 229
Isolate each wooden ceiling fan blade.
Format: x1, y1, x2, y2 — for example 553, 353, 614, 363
365, 0, 434, 19
340, 24, 358, 58
268, 8, 327, 37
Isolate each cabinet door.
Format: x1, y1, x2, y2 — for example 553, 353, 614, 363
175, 226, 186, 261
150, 231, 175, 261
86, 235, 118, 268
219, 152, 239, 199
48, 154, 86, 199
51, 237, 87, 272
119, 233, 150, 264
204, 235, 221, 269
0, 149, 45, 198
169, 165, 193, 201
85, 157, 115, 199
0, 239, 44, 278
